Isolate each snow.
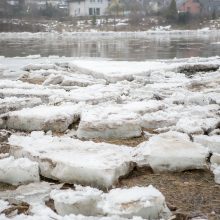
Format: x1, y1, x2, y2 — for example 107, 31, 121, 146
0, 200, 9, 213
0, 53, 220, 218
50, 185, 171, 219
77, 105, 141, 139
134, 132, 209, 172
175, 117, 219, 135
212, 166, 220, 184
77, 101, 164, 139
67, 84, 129, 104
9, 132, 135, 189
211, 153, 220, 166
98, 185, 171, 219
0, 182, 62, 205
2, 104, 82, 132
50, 186, 103, 216
0, 97, 41, 114
193, 135, 220, 154
0, 156, 39, 186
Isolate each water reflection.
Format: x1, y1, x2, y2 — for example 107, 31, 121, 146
0, 34, 220, 60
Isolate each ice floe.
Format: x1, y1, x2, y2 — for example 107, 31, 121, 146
0, 156, 39, 186
134, 132, 209, 172
9, 132, 135, 189
1, 104, 82, 132
50, 185, 171, 219
193, 135, 220, 154
0, 182, 62, 205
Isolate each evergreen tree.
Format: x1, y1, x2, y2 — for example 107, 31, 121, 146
166, 0, 178, 22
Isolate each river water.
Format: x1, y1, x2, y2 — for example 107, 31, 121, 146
0, 33, 220, 60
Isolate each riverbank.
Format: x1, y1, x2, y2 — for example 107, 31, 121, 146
0, 17, 220, 33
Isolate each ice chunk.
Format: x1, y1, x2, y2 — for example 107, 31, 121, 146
50, 186, 103, 216
3, 104, 81, 132
0, 182, 62, 205
0, 97, 41, 114
67, 84, 128, 104
0, 200, 9, 213
98, 185, 171, 219
212, 166, 220, 184
77, 105, 141, 139
0, 130, 11, 142
193, 135, 220, 154
175, 117, 219, 135
9, 133, 135, 188
134, 133, 209, 172
0, 156, 39, 186
69, 60, 171, 83
50, 185, 171, 220
211, 153, 220, 166
141, 110, 178, 130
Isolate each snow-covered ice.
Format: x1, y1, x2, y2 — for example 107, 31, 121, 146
50, 186, 103, 216
0, 97, 41, 114
77, 106, 141, 139
0, 182, 62, 205
77, 101, 164, 139
193, 135, 220, 154
50, 185, 171, 219
134, 132, 209, 172
9, 132, 135, 188
0, 156, 39, 185
0, 200, 9, 213
98, 185, 171, 219
2, 104, 82, 132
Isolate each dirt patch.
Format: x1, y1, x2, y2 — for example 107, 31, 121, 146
118, 167, 220, 218
92, 135, 147, 147
0, 182, 17, 192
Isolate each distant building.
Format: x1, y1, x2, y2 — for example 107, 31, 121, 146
178, 0, 202, 15
25, 0, 67, 10
69, 0, 111, 17
178, 0, 220, 16
143, 0, 172, 14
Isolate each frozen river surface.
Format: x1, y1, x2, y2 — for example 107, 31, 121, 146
0, 31, 220, 60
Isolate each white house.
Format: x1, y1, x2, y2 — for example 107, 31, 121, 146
69, 0, 111, 17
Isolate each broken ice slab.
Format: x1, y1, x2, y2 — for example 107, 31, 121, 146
213, 166, 220, 184
175, 117, 220, 135
0, 200, 9, 213
134, 132, 209, 173
0, 97, 41, 114
1, 104, 82, 132
66, 83, 129, 104
0, 182, 62, 205
211, 153, 220, 166
50, 186, 103, 216
77, 101, 164, 139
77, 106, 142, 139
9, 132, 135, 189
193, 135, 220, 154
0, 156, 39, 186
99, 185, 171, 219
50, 185, 171, 220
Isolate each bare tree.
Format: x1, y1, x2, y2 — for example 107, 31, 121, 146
108, 0, 124, 30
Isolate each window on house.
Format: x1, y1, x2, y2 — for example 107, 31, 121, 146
89, 8, 93, 15
96, 8, 100, 15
